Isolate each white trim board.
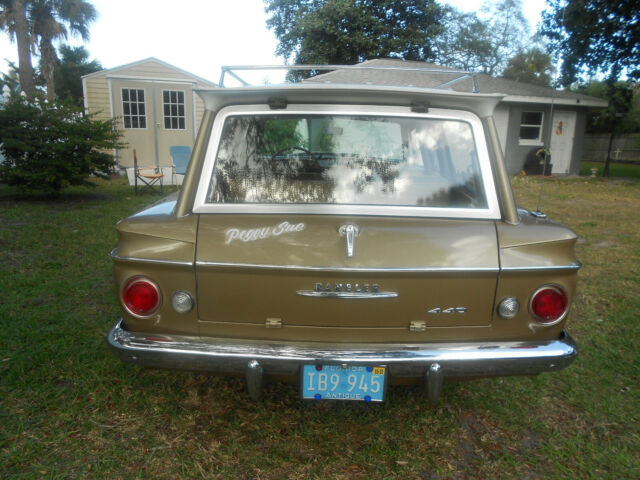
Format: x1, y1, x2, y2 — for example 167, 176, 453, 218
81, 57, 217, 87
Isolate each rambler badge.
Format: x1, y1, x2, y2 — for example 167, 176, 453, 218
296, 282, 398, 299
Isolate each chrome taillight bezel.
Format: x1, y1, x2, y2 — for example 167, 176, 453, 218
528, 284, 569, 325
121, 276, 162, 319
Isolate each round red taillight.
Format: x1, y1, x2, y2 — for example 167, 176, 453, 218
122, 278, 161, 317
530, 285, 568, 324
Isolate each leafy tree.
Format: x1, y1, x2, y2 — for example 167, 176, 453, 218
0, 0, 36, 95
572, 80, 639, 177
477, 0, 529, 75
502, 48, 554, 86
264, 0, 446, 66
575, 81, 639, 134
434, 0, 529, 75
540, 0, 640, 85
0, 0, 97, 98
52, 44, 101, 106
266, 0, 531, 77
0, 96, 123, 194
432, 9, 492, 73
0, 60, 22, 94
31, 0, 97, 101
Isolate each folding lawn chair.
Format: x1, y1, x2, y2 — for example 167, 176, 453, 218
170, 146, 192, 188
133, 148, 163, 194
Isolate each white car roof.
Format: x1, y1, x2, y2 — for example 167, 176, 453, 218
195, 83, 504, 117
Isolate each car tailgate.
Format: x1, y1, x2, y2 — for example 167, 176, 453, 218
195, 215, 498, 340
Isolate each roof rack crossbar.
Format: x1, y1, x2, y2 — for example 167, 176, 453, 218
435, 73, 479, 93
219, 67, 250, 87
218, 64, 479, 92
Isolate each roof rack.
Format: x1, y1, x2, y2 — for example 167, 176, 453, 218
219, 64, 479, 93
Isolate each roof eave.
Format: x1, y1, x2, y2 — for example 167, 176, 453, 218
501, 94, 608, 108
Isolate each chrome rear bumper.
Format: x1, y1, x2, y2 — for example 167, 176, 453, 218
108, 319, 577, 403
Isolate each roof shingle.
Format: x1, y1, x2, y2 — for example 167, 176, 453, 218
305, 58, 605, 106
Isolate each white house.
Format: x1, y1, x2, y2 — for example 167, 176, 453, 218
308, 59, 608, 175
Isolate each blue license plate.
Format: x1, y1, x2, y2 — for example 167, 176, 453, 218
301, 365, 386, 402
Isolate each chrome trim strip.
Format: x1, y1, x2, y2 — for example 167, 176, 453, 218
193, 202, 499, 219
110, 249, 194, 267
110, 254, 578, 273
296, 290, 398, 299
108, 319, 578, 378
192, 105, 502, 220
501, 263, 582, 272
195, 260, 499, 273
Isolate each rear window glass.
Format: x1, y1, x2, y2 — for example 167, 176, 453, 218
206, 114, 487, 209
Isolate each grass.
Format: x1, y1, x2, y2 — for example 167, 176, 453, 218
1, 176, 639, 479
579, 161, 640, 178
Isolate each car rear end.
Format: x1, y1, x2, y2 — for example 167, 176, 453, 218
109, 85, 578, 404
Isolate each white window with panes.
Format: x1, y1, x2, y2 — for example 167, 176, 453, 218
121, 88, 146, 129
163, 90, 186, 129
519, 111, 544, 145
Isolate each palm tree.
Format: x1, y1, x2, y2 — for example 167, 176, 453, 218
0, 0, 36, 95
30, 0, 97, 101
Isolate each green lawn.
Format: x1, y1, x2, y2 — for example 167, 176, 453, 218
1, 176, 638, 479
579, 161, 640, 178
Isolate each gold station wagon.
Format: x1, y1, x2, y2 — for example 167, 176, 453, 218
108, 66, 579, 404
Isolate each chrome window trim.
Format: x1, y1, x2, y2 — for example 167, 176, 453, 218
195, 260, 499, 273
192, 104, 501, 219
111, 250, 194, 267
501, 263, 582, 272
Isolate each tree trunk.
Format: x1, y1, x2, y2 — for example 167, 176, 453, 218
603, 130, 614, 178
11, 0, 36, 96
40, 38, 57, 102
603, 116, 619, 178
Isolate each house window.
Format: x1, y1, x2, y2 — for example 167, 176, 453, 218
163, 90, 186, 129
519, 111, 543, 144
121, 88, 146, 129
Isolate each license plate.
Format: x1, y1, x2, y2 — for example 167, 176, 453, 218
301, 365, 386, 402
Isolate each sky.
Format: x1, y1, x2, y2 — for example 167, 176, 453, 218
0, 0, 548, 86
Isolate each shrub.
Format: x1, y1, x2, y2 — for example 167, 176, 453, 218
0, 96, 124, 194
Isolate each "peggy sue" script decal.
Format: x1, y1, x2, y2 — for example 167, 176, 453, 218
225, 221, 306, 244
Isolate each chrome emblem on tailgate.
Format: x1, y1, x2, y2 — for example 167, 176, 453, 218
338, 224, 359, 258
296, 282, 398, 299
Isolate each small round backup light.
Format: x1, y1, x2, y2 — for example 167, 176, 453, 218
122, 277, 161, 318
497, 297, 520, 319
171, 290, 194, 314
530, 285, 568, 324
